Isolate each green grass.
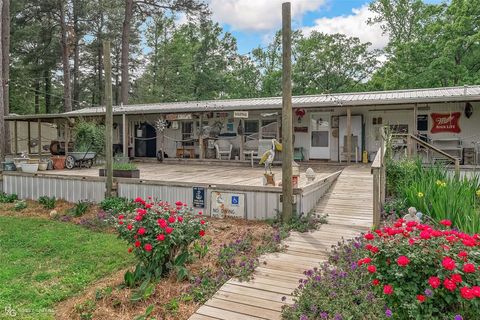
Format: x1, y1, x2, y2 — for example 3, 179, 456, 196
0, 216, 133, 320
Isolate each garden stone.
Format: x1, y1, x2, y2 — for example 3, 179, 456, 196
403, 207, 421, 222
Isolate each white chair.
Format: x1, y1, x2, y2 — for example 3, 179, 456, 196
243, 139, 259, 165
214, 140, 233, 160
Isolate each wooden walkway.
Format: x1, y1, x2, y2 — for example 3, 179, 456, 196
189, 166, 373, 320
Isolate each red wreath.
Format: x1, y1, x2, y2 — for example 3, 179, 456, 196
295, 108, 306, 118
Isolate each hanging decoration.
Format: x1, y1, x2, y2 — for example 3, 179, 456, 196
154, 119, 167, 133
465, 102, 473, 119
295, 108, 306, 123
430, 112, 461, 133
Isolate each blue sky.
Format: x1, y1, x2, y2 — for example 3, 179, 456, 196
207, 0, 444, 54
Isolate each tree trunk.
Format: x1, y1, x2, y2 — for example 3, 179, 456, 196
34, 79, 40, 114
0, 0, 5, 161
114, 46, 120, 105
2, 0, 9, 155
120, 0, 133, 105
98, 41, 103, 105
72, 0, 80, 109
59, 0, 72, 112
44, 69, 51, 113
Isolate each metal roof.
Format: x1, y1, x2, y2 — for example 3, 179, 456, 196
6, 85, 480, 120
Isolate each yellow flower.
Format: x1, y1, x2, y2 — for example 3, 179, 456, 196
418, 192, 424, 198
441, 182, 447, 188
476, 189, 480, 197
436, 180, 442, 186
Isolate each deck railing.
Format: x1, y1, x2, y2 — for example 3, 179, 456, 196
371, 128, 386, 228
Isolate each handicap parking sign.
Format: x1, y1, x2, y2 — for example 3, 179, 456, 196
231, 195, 239, 206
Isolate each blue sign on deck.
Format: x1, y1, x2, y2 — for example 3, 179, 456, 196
193, 187, 205, 208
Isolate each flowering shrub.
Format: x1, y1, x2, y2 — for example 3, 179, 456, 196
358, 219, 480, 319
116, 197, 207, 284
282, 238, 385, 320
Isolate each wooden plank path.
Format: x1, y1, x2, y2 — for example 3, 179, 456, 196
189, 166, 373, 320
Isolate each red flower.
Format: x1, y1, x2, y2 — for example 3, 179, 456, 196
144, 243, 153, 252
460, 287, 475, 300
134, 240, 141, 247
440, 219, 452, 227
128, 248, 133, 253
198, 211, 203, 215
157, 219, 167, 229
406, 221, 417, 228
383, 285, 394, 295
416, 294, 426, 303
451, 274, 462, 283
200, 220, 205, 225
428, 276, 441, 289
367, 265, 377, 273
119, 221, 124, 225
168, 216, 176, 223
372, 279, 380, 286
135, 215, 142, 222
199, 230, 205, 237
472, 286, 480, 298
127, 224, 133, 231
157, 234, 165, 241
137, 228, 146, 235
165, 227, 174, 234
463, 263, 476, 273
145, 203, 152, 209
420, 230, 431, 240
177, 216, 183, 222
442, 257, 456, 270
364, 233, 374, 240
462, 239, 476, 247
458, 251, 468, 260
358, 257, 371, 266
397, 256, 410, 267
443, 278, 457, 292
136, 208, 147, 215
118, 215, 124, 220
175, 201, 183, 206
134, 197, 145, 203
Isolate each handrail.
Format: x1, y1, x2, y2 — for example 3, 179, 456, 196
371, 127, 387, 228
392, 133, 460, 174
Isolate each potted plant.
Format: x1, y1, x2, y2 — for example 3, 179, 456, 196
99, 162, 140, 178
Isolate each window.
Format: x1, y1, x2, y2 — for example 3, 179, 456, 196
389, 124, 408, 134
417, 115, 428, 131
244, 120, 259, 137
182, 122, 194, 146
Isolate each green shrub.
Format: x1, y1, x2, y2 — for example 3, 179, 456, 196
112, 162, 138, 170
359, 219, 480, 319
69, 200, 91, 217
73, 120, 105, 155
282, 238, 385, 319
13, 200, 27, 211
38, 196, 56, 209
100, 197, 136, 215
0, 192, 18, 203
386, 158, 419, 197
117, 198, 207, 285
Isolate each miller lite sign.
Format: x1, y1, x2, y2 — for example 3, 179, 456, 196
430, 112, 461, 134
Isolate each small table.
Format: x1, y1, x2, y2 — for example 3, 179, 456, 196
176, 146, 195, 159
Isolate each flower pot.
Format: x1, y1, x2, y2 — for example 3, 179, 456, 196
38, 163, 48, 171
51, 156, 66, 170
21, 163, 39, 173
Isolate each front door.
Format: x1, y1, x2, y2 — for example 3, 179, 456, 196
310, 113, 330, 159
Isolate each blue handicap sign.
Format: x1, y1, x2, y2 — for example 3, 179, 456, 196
231, 195, 239, 206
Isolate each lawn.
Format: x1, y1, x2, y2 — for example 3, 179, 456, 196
0, 216, 133, 320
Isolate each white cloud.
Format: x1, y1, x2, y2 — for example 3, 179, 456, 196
302, 5, 389, 50
208, 0, 326, 32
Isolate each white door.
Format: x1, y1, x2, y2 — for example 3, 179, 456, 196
310, 113, 330, 159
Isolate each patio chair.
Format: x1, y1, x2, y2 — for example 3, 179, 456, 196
214, 140, 233, 160
243, 139, 259, 163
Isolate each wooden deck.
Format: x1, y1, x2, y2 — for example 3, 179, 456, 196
39, 162, 340, 188
189, 165, 373, 320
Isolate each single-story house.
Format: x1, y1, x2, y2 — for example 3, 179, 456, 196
5, 85, 480, 164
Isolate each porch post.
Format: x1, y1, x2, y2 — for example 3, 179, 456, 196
239, 118, 245, 161
27, 120, 31, 155
346, 107, 352, 164
37, 118, 42, 156
122, 113, 128, 157
14, 120, 18, 155
413, 104, 418, 156
199, 113, 204, 159
64, 120, 70, 156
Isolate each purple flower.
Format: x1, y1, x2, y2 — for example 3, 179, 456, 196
385, 309, 393, 318
320, 312, 328, 319
353, 241, 361, 249
454, 316, 463, 320
300, 315, 308, 320
350, 262, 358, 270
424, 289, 433, 297
334, 314, 343, 320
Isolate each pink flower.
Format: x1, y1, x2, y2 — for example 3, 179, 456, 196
440, 219, 452, 227
383, 285, 394, 295
442, 257, 456, 270
397, 256, 410, 267
463, 263, 476, 273
428, 276, 441, 289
